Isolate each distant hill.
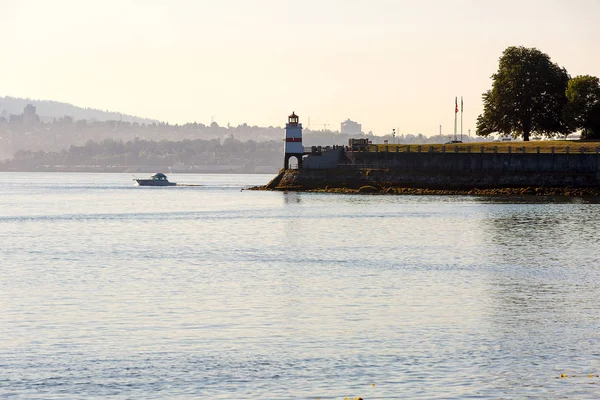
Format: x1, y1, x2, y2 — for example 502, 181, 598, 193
0, 96, 158, 124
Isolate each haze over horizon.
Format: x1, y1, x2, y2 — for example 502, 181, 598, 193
2, 0, 599, 136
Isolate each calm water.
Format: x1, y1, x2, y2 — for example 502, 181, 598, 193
2, 173, 600, 399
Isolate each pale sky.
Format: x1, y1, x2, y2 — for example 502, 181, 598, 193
2, 0, 599, 136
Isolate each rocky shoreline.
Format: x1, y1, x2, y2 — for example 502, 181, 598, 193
249, 169, 600, 196
251, 185, 600, 196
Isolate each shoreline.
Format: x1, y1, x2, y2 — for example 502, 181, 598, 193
250, 168, 600, 196
249, 185, 600, 196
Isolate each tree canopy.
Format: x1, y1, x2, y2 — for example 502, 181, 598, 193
565, 75, 600, 139
476, 46, 570, 141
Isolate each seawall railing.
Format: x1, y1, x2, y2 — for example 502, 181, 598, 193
351, 144, 600, 155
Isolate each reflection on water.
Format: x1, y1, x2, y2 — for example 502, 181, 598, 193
1, 173, 600, 399
282, 191, 303, 205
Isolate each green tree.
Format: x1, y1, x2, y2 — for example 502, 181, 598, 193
476, 46, 570, 141
564, 75, 600, 139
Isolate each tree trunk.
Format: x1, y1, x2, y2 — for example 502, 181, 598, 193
522, 119, 531, 141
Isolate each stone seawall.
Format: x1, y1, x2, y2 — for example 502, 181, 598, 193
256, 152, 600, 195
343, 152, 600, 175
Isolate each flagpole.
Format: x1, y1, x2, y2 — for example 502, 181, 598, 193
454, 97, 457, 142
460, 96, 463, 142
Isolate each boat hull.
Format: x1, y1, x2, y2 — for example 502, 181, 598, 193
135, 179, 177, 186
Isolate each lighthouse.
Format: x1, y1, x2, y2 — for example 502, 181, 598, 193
284, 111, 303, 169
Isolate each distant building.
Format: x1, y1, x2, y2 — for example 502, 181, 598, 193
24, 103, 36, 117
22, 103, 39, 125
341, 119, 362, 135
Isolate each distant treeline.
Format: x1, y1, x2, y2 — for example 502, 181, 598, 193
0, 137, 284, 173
0, 133, 497, 173
0, 117, 289, 160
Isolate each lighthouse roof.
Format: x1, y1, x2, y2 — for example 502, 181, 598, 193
288, 111, 298, 119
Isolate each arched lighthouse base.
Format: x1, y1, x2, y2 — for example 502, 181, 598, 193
285, 153, 303, 170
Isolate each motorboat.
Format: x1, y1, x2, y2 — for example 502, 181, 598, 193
134, 172, 176, 186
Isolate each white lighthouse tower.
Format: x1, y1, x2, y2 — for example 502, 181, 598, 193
284, 111, 303, 169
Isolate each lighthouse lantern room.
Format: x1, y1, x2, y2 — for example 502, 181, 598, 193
284, 111, 303, 169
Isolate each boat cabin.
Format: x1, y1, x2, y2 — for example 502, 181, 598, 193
151, 173, 169, 181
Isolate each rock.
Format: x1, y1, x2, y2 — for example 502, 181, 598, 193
358, 185, 379, 193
